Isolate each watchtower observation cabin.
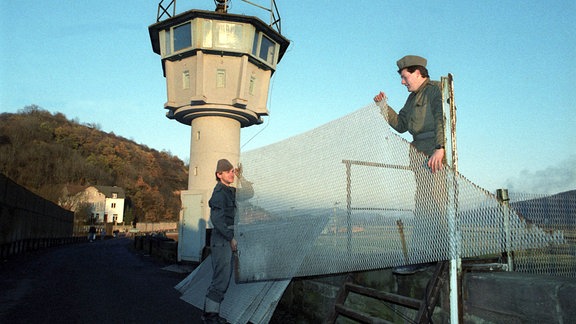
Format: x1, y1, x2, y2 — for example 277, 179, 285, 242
149, 9, 290, 127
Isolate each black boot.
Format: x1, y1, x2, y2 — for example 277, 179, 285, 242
202, 312, 227, 324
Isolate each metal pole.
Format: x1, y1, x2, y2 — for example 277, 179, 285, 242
396, 220, 409, 264
442, 74, 461, 323
345, 160, 352, 254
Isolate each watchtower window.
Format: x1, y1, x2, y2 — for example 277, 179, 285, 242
173, 22, 192, 52
259, 35, 275, 65
214, 22, 243, 50
252, 32, 278, 66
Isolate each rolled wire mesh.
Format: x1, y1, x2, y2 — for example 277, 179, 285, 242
235, 103, 573, 282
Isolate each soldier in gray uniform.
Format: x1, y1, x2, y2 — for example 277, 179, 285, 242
374, 55, 448, 274
203, 159, 237, 324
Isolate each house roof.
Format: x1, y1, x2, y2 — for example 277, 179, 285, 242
93, 186, 126, 199
63, 184, 89, 196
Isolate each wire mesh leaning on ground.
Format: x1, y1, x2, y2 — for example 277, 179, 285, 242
235, 103, 575, 282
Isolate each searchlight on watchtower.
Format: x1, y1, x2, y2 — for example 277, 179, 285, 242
148, 0, 290, 262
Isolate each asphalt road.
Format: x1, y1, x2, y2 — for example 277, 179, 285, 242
0, 237, 204, 324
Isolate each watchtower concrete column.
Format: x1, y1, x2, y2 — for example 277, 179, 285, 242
189, 116, 240, 190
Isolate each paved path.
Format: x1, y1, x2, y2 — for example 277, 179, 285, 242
0, 238, 203, 324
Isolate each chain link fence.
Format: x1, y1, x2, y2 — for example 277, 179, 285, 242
235, 104, 574, 282
509, 192, 575, 276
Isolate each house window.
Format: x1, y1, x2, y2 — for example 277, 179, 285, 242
111, 203, 116, 208
112, 193, 118, 199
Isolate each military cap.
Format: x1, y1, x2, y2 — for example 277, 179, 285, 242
215, 159, 234, 173
396, 55, 427, 71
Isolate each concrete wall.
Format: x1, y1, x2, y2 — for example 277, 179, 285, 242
0, 173, 75, 258
276, 267, 576, 323
101, 222, 177, 234
132, 222, 178, 233
464, 272, 575, 323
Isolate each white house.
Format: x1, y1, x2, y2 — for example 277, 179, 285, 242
62, 185, 126, 224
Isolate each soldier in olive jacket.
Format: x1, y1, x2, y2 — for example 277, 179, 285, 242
374, 55, 448, 275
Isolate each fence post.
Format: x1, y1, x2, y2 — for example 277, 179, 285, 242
442, 73, 462, 323
497, 188, 513, 271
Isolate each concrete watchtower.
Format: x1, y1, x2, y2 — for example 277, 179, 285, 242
149, 0, 289, 261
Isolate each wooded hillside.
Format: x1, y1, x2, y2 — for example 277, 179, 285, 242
0, 105, 188, 223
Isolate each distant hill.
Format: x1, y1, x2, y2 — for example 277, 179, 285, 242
0, 105, 188, 223
511, 190, 576, 227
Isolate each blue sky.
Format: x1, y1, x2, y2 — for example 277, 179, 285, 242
1, 0, 575, 195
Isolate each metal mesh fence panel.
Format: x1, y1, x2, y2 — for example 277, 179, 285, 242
235, 103, 574, 282
508, 192, 575, 277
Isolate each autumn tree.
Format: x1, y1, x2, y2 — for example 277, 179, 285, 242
0, 106, 188, 222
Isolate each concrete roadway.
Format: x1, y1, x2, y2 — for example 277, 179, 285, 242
0, 237, 204, 323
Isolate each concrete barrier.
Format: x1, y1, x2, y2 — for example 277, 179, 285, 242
0, 173, 76, 259
133, 234, 178, 263
276, 267, 576, 323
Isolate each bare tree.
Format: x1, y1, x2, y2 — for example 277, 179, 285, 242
75, 202, 94, 225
